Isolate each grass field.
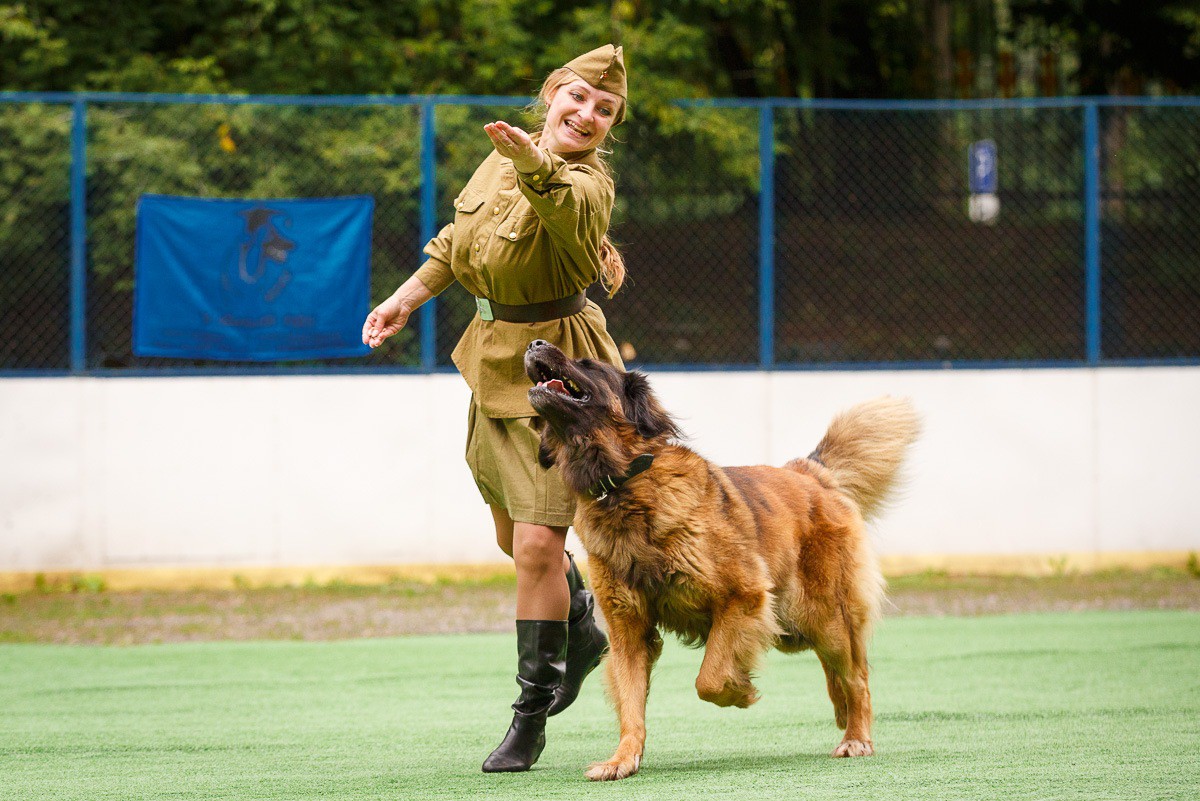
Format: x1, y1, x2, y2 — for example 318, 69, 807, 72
3, 610, 1197, 801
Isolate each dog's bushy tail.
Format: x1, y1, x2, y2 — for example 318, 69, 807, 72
788, 396, 921, 523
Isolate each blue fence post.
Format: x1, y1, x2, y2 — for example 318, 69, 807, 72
758, 103, 775, 369
1083, 102, 1102, 365
69, 98, 88, 373
418, 99, 438, 372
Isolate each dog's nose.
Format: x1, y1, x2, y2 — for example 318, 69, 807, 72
528, 339, 548, 351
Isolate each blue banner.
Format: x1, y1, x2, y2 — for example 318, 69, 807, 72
133, 194, 374, 361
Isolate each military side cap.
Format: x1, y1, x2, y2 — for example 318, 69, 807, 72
563, 44, 627, 123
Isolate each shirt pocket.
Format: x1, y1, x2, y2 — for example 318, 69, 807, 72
495, 211, 540, 243
454, 190, 486, 216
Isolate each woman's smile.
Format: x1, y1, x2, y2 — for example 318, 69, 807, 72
564, 119, 591, 140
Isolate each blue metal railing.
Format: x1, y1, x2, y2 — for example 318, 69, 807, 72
1082, 103, 1103, 365
68, 99, 88, 373
418, 99, 439, 371
757, 104, 776, 369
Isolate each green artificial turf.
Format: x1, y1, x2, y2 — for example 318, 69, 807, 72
2, 611, 1197, 801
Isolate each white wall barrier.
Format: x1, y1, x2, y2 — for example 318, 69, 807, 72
1, 367, 1197, 581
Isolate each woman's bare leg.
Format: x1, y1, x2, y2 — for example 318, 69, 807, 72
513, 521, 570, 620
491, 506, 570, 616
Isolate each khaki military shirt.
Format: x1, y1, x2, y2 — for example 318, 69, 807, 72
414, 140, 624, 418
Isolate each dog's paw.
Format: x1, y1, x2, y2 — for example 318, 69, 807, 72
697, 681, 760, 708
585, 755, 641, 782
728, 685, 760, 708
831, 739, 874, 758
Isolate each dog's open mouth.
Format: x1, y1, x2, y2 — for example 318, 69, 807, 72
532, 364, 589, 402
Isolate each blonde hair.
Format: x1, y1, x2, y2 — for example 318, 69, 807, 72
530, 67, 626, 297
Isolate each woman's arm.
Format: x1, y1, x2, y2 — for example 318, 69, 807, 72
361, 273, 435, 349
362, 218, 459, 349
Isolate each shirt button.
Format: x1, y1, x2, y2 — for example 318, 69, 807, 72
473, 243, 480, 252
492, 207, 500, 215
508, 231, 517, 239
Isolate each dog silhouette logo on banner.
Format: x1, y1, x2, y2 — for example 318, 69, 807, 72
134, 195, 373, 361
221, 206, 297, 319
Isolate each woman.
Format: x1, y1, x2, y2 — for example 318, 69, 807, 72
362, 44, 628, 772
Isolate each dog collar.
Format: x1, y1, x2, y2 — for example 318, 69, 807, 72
588, 454, 655, 501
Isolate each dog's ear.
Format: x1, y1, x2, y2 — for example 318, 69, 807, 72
622, 371, 680, 440
537, 439, 557, 469
534, 418, 560, 468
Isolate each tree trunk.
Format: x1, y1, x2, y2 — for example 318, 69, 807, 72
711, 18, 760, 97
932, 0, 954, 99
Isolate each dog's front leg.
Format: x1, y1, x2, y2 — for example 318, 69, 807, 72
586, 577, 661, 781
695, 591, 773, 708
586, 610, 660, 781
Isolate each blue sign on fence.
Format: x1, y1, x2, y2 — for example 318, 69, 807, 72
968, 139, 998, 194
133, 194, 374, 361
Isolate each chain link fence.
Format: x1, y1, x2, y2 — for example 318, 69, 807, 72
774, 105, 1086, 364
1, 102, 72, 370
1099, 105, 1200, 360
1, 95, 1197, 373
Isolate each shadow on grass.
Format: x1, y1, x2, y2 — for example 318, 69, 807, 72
632, 749, 835, 778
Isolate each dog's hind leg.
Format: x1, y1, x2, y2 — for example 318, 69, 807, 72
818, 652, 849, 730
694, 591, 774, 708
815, 613, 874, 757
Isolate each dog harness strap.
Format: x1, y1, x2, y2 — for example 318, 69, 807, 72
589, 454, 655, 500
474, 293, 587, 324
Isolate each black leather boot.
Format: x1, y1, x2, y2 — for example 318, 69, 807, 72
482, 619, 567, 773
547, 552, 609, 717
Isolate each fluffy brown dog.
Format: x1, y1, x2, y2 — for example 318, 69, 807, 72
524, 340, 920, 781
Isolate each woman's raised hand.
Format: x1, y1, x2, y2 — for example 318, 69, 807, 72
484, 121, 544, 174
362, 294, 410, 349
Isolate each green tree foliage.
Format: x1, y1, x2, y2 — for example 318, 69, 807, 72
7, 2, 1200, 100
1010, 0, 1200, 95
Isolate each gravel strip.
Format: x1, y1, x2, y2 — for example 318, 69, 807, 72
2, 571, 1198, 645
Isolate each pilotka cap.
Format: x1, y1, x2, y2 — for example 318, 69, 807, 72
562, 44, 627, 123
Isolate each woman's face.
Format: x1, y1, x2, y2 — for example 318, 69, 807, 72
541, 79, 622, 154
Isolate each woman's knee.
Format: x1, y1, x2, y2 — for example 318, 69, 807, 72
512, 524, 566, 576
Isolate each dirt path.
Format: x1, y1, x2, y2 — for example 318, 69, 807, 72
2, 570, 1198, 645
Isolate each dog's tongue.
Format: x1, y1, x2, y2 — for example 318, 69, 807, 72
542, 378, 569, 396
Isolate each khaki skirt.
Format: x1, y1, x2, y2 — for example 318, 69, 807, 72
465, 397, 576, 527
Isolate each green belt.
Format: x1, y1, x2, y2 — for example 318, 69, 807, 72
474, 293, 587, 323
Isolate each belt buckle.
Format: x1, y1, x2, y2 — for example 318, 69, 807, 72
476, 297, 494, 321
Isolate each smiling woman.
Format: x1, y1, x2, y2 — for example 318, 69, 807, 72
538, 76, 623, 153
360, 44, 630, 775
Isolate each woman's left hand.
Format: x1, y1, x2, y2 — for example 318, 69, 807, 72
484, 121, 544, 174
